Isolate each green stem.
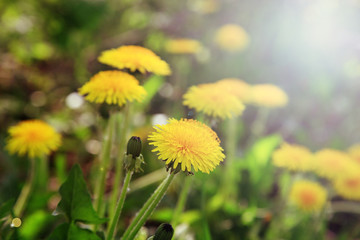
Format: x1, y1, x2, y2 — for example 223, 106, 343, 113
171, 176, 192, 227
248, 108, 270, 146
200, 177, 212, 240
222, 117, 238, 200
37, 155, 48, 191
13, 157, 37, 217
122, 173, 175, 240
94, 113, 116, 221
107, 171, 133, 240
109, 104, 132, 220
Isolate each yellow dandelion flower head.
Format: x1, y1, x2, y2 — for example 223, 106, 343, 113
215, 78, 252, 102
333, 169, 360, 200
183, 83, 245, 120
215, 24, 250, 52
78, 71, 147, 106
148, 118, 225, 174
289, 180, 327, 212
98, 45, 171, 76
313, 149, 360, 179
165, 38, 202, 54
6, 120, 61, 158
272, 143, 314, 171
248, 84, 288, 108
348, 143, 360, 165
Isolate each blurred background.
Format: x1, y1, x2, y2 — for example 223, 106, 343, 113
1, 0, 360, 239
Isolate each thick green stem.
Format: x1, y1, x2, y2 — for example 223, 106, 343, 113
222, 117, 238, 200
94, 113, 116, 220
122, 173, 175, 240
171, 176, 192, 227
13, 157, 37, 217
109, 104, 132, 220
107, 171, 133, 240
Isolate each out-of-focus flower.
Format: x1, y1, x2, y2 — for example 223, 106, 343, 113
289, 180, 327, 212
347, 144, 360, 165
189, 0, 220, 14
6, 120, 61, 158
333, 170, 360, 200
215, 24, 249, 52
215, 78, 251, 102
78, 71, 147, 106
183, 83, 245, 120
272, 143, 314, 171
248, 84, 288, 108
165, 38, 202, 54
148, 118, 225, 174
313, 149, 360, 179
98, 45, 171, 76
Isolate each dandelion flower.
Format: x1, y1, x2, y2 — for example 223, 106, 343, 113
78, 71, 147, 106
165, 38, 202, 54
333, 170, 360, 200
348, 143, 360, 165
248, 84, 288, 108
148, 118, 225, 174
313, 149, 360, 179
215, 78, 251, 102
289, 180, 327, 212
215, 24, 249, 52
272, 143, 314, 171
98, 45, 171, 76
183, 83, 245, 120
6, 120, 61, 158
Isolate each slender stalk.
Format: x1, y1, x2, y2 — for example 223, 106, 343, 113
109, 104, 132, 220
37, 155, 48, 191
222, 117, 238, 200
171, 176, 192, 227
122, 173, 175, 240
13, 157, 37, 217
107, 171, 133, 240
93, 113, 116, 220
247, 108, 270, 147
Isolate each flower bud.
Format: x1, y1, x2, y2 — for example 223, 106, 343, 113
124, 136, 144, 172
127, 136, 142, 158
153, 223, 174, 240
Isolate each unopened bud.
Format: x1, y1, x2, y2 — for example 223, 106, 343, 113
124, 136, 144, 172
127, 136, 142, 158
153, 223, 174, 240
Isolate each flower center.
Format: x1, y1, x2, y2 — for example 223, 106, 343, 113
300, 190, 316, 207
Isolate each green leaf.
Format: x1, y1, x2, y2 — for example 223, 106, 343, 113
47, 223, 69, 240
246, 134, 282, 183
136, 75, 164, 109
56, 164, 106, 224
47, 223, 102, 240
68, 222, 102, 240
19, 210, 51, 239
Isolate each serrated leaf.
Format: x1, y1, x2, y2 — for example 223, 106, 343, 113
56, 164, 106, 224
